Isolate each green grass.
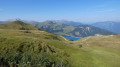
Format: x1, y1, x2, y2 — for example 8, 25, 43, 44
72, 35, 120, 67
0, 29, 120, 67
0, 29, 71, 67
89, 46, 120, 67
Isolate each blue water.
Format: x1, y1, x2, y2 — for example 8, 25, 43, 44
62, 35, 80, 41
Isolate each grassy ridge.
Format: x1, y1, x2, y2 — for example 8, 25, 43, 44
0, 20, 38, 30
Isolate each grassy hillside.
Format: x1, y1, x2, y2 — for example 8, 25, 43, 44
0, 29, 120, 67
73, 35, 120, 67
0, 20, 38, 30
0, 30, 71, 67
77, 35, 120, 50
0, 21, 120, 67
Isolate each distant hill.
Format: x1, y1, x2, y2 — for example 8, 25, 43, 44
0, 21, 10, 24
92, 21, 120, 34
32, 21, 115, 37
0, 20, 38, 30
54, 20, 83, 26
32, 21, 76, 34
0, 21, 4, 24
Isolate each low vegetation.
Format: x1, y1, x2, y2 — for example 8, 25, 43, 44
0, 30, 70, 67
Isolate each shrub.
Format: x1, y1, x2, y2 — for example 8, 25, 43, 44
78, 45, 82, 48
24, 30, 31, 33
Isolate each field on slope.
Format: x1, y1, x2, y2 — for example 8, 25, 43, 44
72, 35, 120, 67
0, 29, 73, 67
0, 20, 120, 67
0, 29, 120, 67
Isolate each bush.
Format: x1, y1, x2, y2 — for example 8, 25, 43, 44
78, 45, 82, 48
0, 37, 7, 43
24, 30, 31, 33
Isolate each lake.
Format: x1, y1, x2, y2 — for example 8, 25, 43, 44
62, 35, 80, 41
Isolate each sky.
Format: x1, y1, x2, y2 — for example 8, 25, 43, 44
0, 0, 120, 23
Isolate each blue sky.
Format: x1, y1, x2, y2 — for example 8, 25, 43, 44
0, 0, 120, 23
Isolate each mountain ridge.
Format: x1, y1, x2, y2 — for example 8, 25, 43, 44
92, 21, 120, 34
32, 21, 115, 37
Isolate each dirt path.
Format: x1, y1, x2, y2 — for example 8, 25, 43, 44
60, 36, 68, 41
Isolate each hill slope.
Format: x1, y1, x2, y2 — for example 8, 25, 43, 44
0, 21, 120, 67
0, 29, 71, 67
73, 35, 120, 67
0, 29, 120, 67
77, 35, 120, 50
0, 20, 38, 30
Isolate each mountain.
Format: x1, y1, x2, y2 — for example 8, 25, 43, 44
0, 21, 10, 24
32, 21, 76, 35
68, 25, 115, 37
92, 21, 120, 34
0, 21, 4, 24
33, 21, 115, 37
0, 20, 38, 30
54, 20, 83, 26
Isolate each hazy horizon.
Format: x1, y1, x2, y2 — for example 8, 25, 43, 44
1, 18, 120, 24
